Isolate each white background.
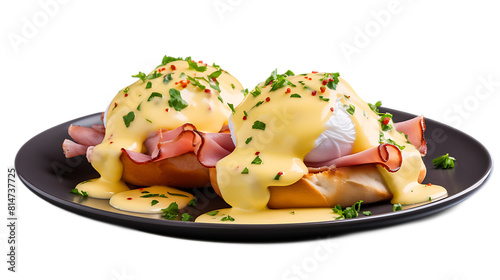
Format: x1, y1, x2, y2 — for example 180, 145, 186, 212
1, 0, 499, 279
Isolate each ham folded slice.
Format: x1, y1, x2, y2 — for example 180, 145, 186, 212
120, 124, 235, 168
62, 125, 105, 159
305, 143, 402, 173
394, 115, 427, 156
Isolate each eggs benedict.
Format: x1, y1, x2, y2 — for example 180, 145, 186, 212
200, 70, 447, 223
62, 56, 245, 199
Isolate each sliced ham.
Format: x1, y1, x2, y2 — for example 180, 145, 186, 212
122, 124, 235, 168
62, 139, 90, 158
68, 124, 105, 146
305, 143, 403, 173
394, 115, 427, 156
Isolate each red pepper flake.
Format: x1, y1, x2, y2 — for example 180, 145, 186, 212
328, 78, 334, 82
255, 151, 260, 155
311, 90, 317, 96
427, 183, 432, 186
312, 71, 318, 74
211, 78, 217, 82
382, 117, 391, 125
198, 60, 203, 64
268, 80, 274, 85
277, 171, 284, 176
124, 93, 128, 97
322, 80, 328, 86
159, 67, 166, 72
330, 107, 334, 112
320, 86, 326, 93
138, 188, 144, 191
285, 88, 291, 94
243, 116, 247, 120
308, 77, 312, 80
109, 141, 113, 144
127, 197, 132, 200
204, 89, 211, 93
175, 82, 179, 85
170, 65, 176, 70
165, 108, 169, 112
265, 97, 271, 102
304, 76, 308, 79
114, 102, 118, 108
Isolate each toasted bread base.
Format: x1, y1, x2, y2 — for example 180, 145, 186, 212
121, 152, 211, 188
210, 163, 427, 208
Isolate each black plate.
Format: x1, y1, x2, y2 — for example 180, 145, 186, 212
15, 108, 492, 242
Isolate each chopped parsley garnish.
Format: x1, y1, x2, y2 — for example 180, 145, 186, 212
344, 104, 355, 115
228, 103, 236, 114
147, 92, 163, 102
251, 156, 263, 165
252, 120, 266, 130
368, 100, 382, 114
185, 57, 207, 72
252, 100, 264, 109
161, 202, 179, 220
146, 81, 152, 89
250, 85, 262, 97
378, 132, 405, 150
167, 192, 189, 197
217, 96, 224, 103
206, 210, 219, 216
245, 137, 253, 144
393, 203, 403, 211
163, 73, 173, 84
168, 88, 189, 111
188, 198, 197, 207
208, 69, 222, 79
151, 200, 159, 206
264, 69, 296, 91
145, 118, 152, 123
132, 71, 147, 82
210, 83, 221, 92
123, 87, 130, 93
241, 167, 249, 174
432, 153, 456, 169
322, 72, 340, 90
159, 55, 182, 67
362, 211, 372, 216
379, 113, 394, 131
332, 200, 363, 220
221, 215, 235, 222
273, 172, 283, 180
141, 193, 167, 198
318, 96, 330, 102
231, 84, 235, 90
181, 213, 193, 221
123, 111, 135, 127
70, 188, 88, 197
290, 93, 302, 98
146, 70, 163, 80
186, 75, 206, 90
136, 102, 142, 111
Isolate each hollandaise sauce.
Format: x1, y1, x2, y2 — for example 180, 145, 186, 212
197, 71, 446, 224
75, 57, 244, 199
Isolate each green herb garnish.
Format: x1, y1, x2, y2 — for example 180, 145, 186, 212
181, 213, 193, 221
147, 92, 163, 102
122, 111, 135, 127
290, 93, 302, 98
251, 156, 263, 165
168, 88, 189, 111
185, 57, 207, 72
432, 153, 456, 169
332, 200, 363, 219
393, 203, 403, 211
368, 100, 382, 114
163, 73, 173, 84
151, 200, 159, 206
132, 71, 147, 82
344, 104, 355, 115
252, 120, 266, 130
228, 103, 236, 114
161, 202, 179, 220
221, 215, 235, 222
206, 210, 219, 216
70, 188, 88, 197
167, 192, 189, 198
241, 167, 249, 174
245, 137, 253, 144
